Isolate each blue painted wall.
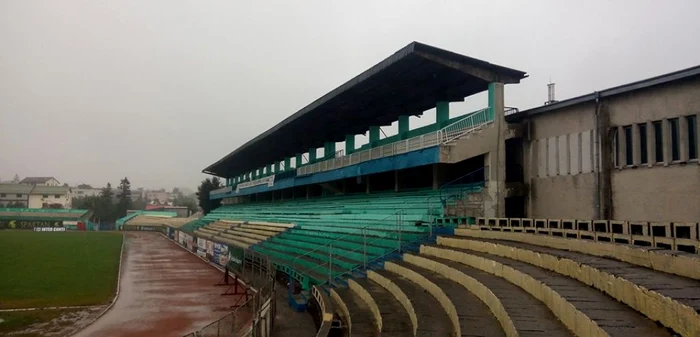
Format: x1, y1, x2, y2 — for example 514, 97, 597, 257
210, 146, 440, 200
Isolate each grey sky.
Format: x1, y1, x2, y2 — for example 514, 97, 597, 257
1, 0, 699, 190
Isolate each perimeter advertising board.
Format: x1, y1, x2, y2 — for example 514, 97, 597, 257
196, 237, 208, 258
228, 245, 244, 271
33, 227, 66, 232
206, 240, 214, 260
174, 230, 180, 244
167, 227, 174, 239
212, 242, 229, 267
0, 220, 63, 230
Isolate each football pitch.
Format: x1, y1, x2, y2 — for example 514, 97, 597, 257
0, 231, 123, 309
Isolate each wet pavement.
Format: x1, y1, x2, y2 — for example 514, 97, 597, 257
72, 232, 250, 337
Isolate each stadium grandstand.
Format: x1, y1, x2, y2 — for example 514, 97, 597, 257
172, 41, 699, 336
116, 210, 200, 231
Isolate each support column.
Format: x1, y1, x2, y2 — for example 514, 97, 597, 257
398, 115, 409, 140
436, 101, 450, 127
345, 135, 355, 155
483, 82, 506, 218
325, 142, 336, 159
432, 164, 442, 190
632, 125, 641, 166
394, 170, 400, 192
365, 176, 371, 194
309, 148, 317, 164
274, 161, 281, 174
369, 126, 380, 147
284, 158, 291, 171
268, 164, 273, 176
295, 153, 303, 168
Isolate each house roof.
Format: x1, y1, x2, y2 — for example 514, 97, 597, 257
507, 64, 700, 122
203, 41, 527, 177
0, 184, 34, 194
30, 186, 71, 195
19, 177, 58, 184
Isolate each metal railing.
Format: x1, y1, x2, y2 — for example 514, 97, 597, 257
438, 108, 490, 143
297, 107, 494, 176
183, 251, 276, 337
288, 199, 440, 291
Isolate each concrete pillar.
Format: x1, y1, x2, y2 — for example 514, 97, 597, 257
436, 101, 450, 127
432, 164, 441, 190
284, 158, 291, 171
365, 176, 371, 194
345, 135, 355, 155
632, 124, 641, 166
398, 115, 409, 140
274, 161, 281, 174
394, 170, 400, 192
309, 148, 317, 164
295, 153, 303, 168
369, 126, 380, 146
483, 82, 506, 218
646, 121, 654, 167
663, 118, 672, 165
325, 142, 336, 159
268, 164, 273, 175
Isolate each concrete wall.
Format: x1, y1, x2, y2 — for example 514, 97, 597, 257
28, 193, 72, 209
523, 77, 700, 222
523, 103, 598, 219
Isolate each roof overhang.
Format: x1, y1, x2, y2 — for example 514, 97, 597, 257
204, 41, 527, 177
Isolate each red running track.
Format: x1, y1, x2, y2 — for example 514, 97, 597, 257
73, 232, 249, 337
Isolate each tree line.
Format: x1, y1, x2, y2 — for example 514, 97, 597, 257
72, 177, 133, 223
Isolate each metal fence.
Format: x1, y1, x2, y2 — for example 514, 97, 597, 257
184, 251, 276, 337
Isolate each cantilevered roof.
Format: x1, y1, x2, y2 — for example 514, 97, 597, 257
507, 64, 700, 122
204, 41, 527, 177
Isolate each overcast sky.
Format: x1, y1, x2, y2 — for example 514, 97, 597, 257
1, 0, 699, 190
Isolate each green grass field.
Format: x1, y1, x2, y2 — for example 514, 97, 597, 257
0, 231, 123, 309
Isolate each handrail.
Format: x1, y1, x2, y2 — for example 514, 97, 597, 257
438, 107, 491, 144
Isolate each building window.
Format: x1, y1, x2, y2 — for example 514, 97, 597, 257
0, 193, 5, 198
624, 126, 633, 165
638, 123, 648, 164
54, 195, 61, 198
16, 194, 22, 198
43, 195, 49, 198
653, 121, 664, 163
688, 115, 697, 160
669, 118, 680, 161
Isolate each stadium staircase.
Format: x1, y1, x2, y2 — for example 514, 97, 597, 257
308, 219, 700, 337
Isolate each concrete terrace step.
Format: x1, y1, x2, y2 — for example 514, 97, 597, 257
349, 278, 413, 337
444, 236, 700, 336
369, 268, 452, 337
410, 253, 573, 337
390, 259, 505, 337
331, 287, 379, 337
424, 243, 674, 337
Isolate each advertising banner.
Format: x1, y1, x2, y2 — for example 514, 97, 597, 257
33, 227, 66, 232
186, 234, 195, 252
174, 230, 180, 244
196, 238, 208, 258
0, 220, 63, 230
167, 227, 174, 239
206, 240, 214, 260
228, 245, 244, 271
212, 242, 229, 267
178, 231, 188, 246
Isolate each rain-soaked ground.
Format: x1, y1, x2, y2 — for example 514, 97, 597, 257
70, 232, 250, 337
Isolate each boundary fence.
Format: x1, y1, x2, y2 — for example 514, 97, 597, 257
182, 249, 276, 337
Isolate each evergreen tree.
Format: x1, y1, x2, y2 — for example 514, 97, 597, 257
196, 177, 222, 215
116, 177, 132, 217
